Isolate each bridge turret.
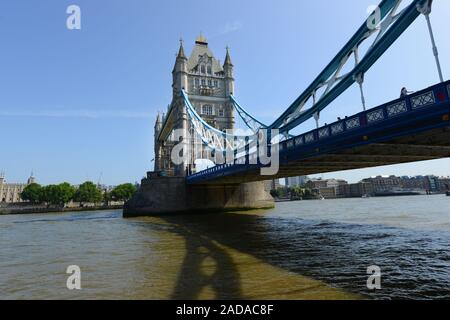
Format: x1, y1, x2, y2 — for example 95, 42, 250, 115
172, 39, 188, 95
223, 46, 235, 96
154, 112, 163, 171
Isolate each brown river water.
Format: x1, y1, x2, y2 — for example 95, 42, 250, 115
1, 195, 449, 300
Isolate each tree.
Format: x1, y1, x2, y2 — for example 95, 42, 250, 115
74, 181, 102, 206
21, 183, 42, 204
57, 183, 76, 206
103, 190, 112, 206
39, 183, 75, 207
111, 183, 137, 202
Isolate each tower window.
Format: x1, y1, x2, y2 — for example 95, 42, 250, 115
219, 109, 224, 117
201, 79, 206, 86
195, 78, 199, 87
207, 65, 212, 75
214, 80, 218, 88
202, 105, 213, 116
208, 79, 212, 87
201, 65, 206, 74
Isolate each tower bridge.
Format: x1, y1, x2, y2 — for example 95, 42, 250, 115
124, 0, 449, 217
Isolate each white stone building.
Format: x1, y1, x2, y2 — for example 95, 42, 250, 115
154, 34, 235, 175
0, 173, 36, 203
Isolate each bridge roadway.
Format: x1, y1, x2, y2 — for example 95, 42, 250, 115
187, 80, 450, 185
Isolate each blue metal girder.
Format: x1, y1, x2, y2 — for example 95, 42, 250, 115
186, 80, 450, 184
270, 0, 428, 132
230, 95, 268, 130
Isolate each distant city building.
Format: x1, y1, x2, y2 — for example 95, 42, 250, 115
438, 177, 450, 191
362, 175, 448, 193
338, 182, 374, 198
362, 175, 401, 192
0, 173, 36, 203
306, 178, 348, 199
284, 176, 309, 188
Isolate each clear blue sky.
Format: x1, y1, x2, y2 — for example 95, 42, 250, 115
1, 0, 449, 185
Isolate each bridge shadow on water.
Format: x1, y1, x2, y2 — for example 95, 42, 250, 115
141, 211, 450, 300
168, 220, 243, 300
160, 212, 363, 300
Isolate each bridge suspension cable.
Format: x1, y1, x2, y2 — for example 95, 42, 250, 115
267, 0, 431, 134
181, 90, 258, 154
417, 0, 444, 82
229, 95, 267, 132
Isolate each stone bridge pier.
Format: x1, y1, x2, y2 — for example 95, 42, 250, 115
123, 174, 274, 218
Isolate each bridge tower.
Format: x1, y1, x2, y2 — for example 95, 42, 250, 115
125, 35, 274, 217
154, 35, 236, 176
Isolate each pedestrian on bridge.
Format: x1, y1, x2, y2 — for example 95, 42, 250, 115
400, 87, 414, 98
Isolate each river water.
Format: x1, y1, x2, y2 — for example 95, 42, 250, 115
1, 195, 449, 300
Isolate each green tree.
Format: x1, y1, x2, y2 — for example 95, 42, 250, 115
21, 183, 42, 204
111, 183, 137, 202
39, 185, 55, 205
74, 181, 102, 206
56, 183, 76, 206
39, 183, 75, 207
103, 190, 112, 206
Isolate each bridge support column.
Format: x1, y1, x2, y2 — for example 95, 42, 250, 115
123, 175, 274, 217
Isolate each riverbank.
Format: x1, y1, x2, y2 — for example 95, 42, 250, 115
0, 205, 123, 215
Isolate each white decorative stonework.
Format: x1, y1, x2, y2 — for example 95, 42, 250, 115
346, 117, 360, 130
387, 101, 407, 117
411, 91, 435, 109
367, 109, 384, 123
295, 136, 304, 145
318, 127, 329, 139
331, 122, 344, 135
304, 133, 315, 144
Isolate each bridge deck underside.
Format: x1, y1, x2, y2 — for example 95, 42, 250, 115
187, 82, 450, 185
197, 127, 450, 185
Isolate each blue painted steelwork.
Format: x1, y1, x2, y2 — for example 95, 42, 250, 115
269, 0, 429, 134
229, 95, 267, 132
182, 90, 258, 153
187, 80, 450, 184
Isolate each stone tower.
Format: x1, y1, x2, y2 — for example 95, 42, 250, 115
154, 35, 236, 176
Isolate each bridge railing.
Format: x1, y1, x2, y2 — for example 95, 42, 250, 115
188, 80, 450, 180
277, 80, 450, 154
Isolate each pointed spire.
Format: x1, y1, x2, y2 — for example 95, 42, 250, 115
177, 38, 187, 60
224, 46, 233, 67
